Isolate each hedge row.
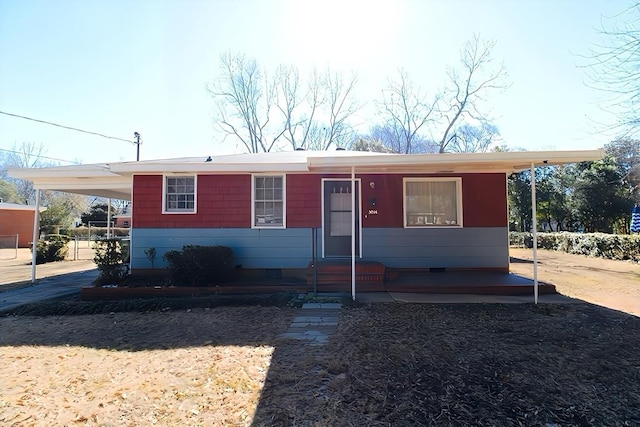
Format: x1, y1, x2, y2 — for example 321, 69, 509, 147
510, 232, 640, 262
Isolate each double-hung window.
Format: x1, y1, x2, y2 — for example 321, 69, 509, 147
253, 175, 285, 228
163, 176, 196, 213
403, 178, 462, 227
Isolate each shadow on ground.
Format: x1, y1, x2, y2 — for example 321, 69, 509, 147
2, 297, 640, 425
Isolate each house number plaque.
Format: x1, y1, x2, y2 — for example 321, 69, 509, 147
368, 209, 378, 215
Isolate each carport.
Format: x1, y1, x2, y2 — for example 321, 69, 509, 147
8, 163, 131, 284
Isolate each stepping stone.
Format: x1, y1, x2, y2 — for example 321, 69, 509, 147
280, 306, 342, 345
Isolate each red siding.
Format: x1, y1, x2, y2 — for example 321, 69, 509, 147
133, 174, 251, 228
358, 173, 507, 228
462, 173, 507, 227
132, 172, 507, 229
286, 174, 322, 227
360, 174, 404, 227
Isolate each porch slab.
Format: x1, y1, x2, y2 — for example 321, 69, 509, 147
356, 292, 578, 304
384, 271, 556, 295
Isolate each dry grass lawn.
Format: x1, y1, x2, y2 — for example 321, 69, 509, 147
0, 307, 295, 426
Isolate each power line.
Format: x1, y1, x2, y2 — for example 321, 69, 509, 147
0, 147, 79, 165
0, 110, 134, 144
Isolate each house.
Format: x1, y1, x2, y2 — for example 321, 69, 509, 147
113, 202, 132, 228
9, 150, 602, 283
0, 202, 39, 248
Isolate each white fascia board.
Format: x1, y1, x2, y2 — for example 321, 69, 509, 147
307, 150, 604, 172
7, 164, 117, 179
32, 182, 132, 200
32, 177, 131, 188
111, 162, 309, 174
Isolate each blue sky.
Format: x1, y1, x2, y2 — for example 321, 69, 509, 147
0, 0, 630, 165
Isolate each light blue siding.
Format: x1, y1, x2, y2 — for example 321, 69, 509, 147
361, 227, 509, 268
130, 227, 508, 270
130, 228, 315, 269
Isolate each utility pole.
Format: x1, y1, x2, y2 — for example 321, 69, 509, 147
134, 132, 141, 161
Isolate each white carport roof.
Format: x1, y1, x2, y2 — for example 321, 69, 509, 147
8, 163, 132, 200
8, 149, 604, 200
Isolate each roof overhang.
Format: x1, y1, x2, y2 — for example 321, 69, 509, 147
8, 164, 132, 200
306, 150, 605, 173
7, 149, 604, 200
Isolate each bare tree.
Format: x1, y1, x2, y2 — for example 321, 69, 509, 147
274, 69, 359, 151
583, 4, 640, 138
376, 36, 508, 154
1, 142, 50, 204
275, 65, 323, 150
209, 53, 360, 152
1, 143, 88, 220
446, 123, 501, 153
379, 69, 438, 154
209, 52, 284, 153
318, 71, 359, 150
365, 123, 438, 154
438, 35, 508, 152
351, 137, 394, 153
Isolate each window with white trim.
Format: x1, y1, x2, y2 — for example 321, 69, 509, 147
253, 175, 285, 227
403, 178, 462, 227
163, 176, 196, 213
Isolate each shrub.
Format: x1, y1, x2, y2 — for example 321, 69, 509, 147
93, 238, 129, 285
144, 247, 157, 268
163, 250, 187, 284
163, 245, 233, 286
33, 235, 69, 264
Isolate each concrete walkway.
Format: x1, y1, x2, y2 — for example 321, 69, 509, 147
0, 267, 98, 313
280, 302, 343, 346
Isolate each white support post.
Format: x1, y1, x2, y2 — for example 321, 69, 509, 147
30, 190, 40, 283
530, 163, 538, 304
107, 199, 112, 239
351, 167, 356, 301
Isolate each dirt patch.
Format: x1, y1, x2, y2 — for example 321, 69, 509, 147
509, 248, 640, 316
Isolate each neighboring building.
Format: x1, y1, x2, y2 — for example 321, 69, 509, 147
8, 150, 603, 277
113, 202, 131, 228
0, 202, 38, 248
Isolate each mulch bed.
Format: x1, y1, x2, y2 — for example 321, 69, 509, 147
0, 292, 299, 316
254, 303, 640, 426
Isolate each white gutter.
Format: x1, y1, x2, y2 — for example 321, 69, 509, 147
30, 190, 40, 283
530, 163, 539, 304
